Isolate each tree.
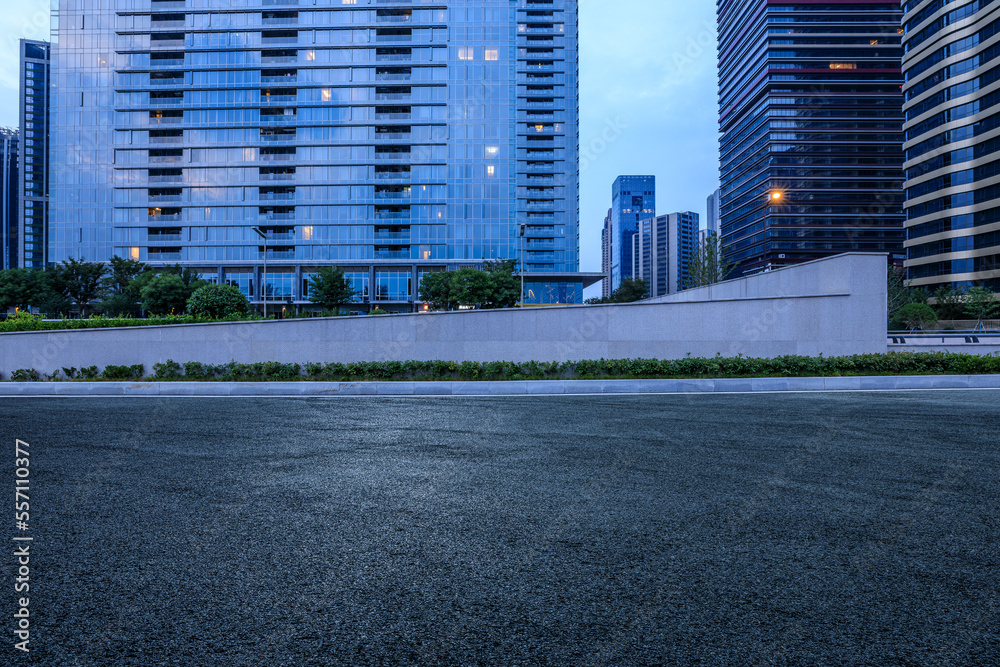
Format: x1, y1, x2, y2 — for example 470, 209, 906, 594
104, 256, 150, 295
683, 231, 737, 290
140, 274, 191, 315
585, 277, 649, 304
481, 259, 521, 309
0, 269, 52, 312
419, 270, 458, 311
963, 286, 1000, 330
58, 258, 108, 317
891, 303, 938, 331
886, 265, 928, 321
933, 284, 967, 320
187, 283, 250, 319
308, 266, 359, 311
451, 267, 493, 308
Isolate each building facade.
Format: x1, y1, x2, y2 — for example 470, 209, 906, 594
903, 0, 1000, 292
600, 207, 611, 298
49, 0, 584, 310
1, 131, 17, 271
19, 40, 51, 270
609, 175, 654, 292
633, 211, 699, 297
703, 187, 720, 246
717, 0, 906, 276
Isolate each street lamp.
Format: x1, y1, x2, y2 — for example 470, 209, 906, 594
251, 225, 267, 318
519, 224, 526, 308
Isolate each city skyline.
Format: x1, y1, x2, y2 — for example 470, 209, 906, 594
0, 1, 721, 298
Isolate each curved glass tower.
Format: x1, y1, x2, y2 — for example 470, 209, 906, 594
903, 0, 1000, 292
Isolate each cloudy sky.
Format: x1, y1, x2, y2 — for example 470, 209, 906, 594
0, 1, 720, 292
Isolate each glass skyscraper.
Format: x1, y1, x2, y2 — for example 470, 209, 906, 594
632, 211, 699, 297
717, 0, 906, 276
1, 130, 17, 271
19, 40, 51, 270
49, 0, 584, 310
609, 175, 654, 292
903, 0, 1000, 292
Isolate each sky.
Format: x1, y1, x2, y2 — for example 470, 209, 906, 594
0, 1, 720, 296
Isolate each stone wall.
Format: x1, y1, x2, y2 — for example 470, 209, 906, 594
0, 253, 888, 375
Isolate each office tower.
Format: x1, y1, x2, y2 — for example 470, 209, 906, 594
19, 40, 51, 270
704, 187, 720, 245
601, 207, 611, 298
49, 0, 586, 310
903, 1, 1000, 292
717, 0, 906, 276
609, 175, 654, 291
1, 130, 17, 271
633, 211, 699, 297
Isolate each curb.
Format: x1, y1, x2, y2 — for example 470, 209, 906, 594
0, 375, 998, 396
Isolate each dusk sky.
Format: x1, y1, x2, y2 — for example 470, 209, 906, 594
0, 1, 720, 295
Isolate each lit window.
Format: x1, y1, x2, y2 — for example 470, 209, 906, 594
486, 146, 499, 156
829, 63, 856, 69
459, 47, 473, 60
305, 49, 316, 61
485, 49, 498, 61
869, 39, 879, 45
129, 247, 140, 260
302, 225, 313, 240
487, 165, 495, 177
534, 124, 544, 132
321, 88, 332, 101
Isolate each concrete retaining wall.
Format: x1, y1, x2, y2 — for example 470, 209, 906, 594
0, 253, 888, 375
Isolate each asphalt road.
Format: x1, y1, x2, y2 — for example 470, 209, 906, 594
3, 392, 998, 666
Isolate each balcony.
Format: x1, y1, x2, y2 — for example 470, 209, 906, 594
261, 152, 295, 161
375, 132, 411, 142
261, 31, 298, 45
374, 168, 411, 180
375, 189, 411, 200
376, 70, 411, 82
149, 175, 183, 184
148, 251, 182, 261
375, 248, 410, 260
262, 12, 298, 26
151, 20, 186, 30
374, 209, 411, 220
374, 231, 411, 243
376, 50, 412, 63
258, 211, 296, 222
150, 0, 185, 8
261, 50, 297, 64
148, 233, 183, 242
260, 192, 295, 201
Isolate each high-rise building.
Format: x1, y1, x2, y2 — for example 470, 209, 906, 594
704, 188, 720, 245
633, 211, 699, 297
717, 0, 906, 276
19, 40, 51, 270
903, 0, 1000, 293
609, 175, 655, 291
1, 130, 18, 271
600, 207, 612, 298
49, 0, 590, 310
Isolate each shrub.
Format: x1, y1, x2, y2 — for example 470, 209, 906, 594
79, 366, 99, 380
187, 284, 250, 319
152, 360, 183, 380
62, 367, 78, 379
10, 368, 41, 382
891, 303, 938, 331
101, 364, 145, 380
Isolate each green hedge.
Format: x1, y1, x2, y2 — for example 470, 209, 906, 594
0, 311, 262, 333
3, 352, 999, 382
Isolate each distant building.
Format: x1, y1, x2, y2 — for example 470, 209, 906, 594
703, 188, 720, 246
1, 130, 17, 271
610, 175, 655, 292
718, 0, 905, 275
633, 211, 699, 297
903, 0, 1000, 292
19, 40, 50, 270
601, 208, 612, 298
